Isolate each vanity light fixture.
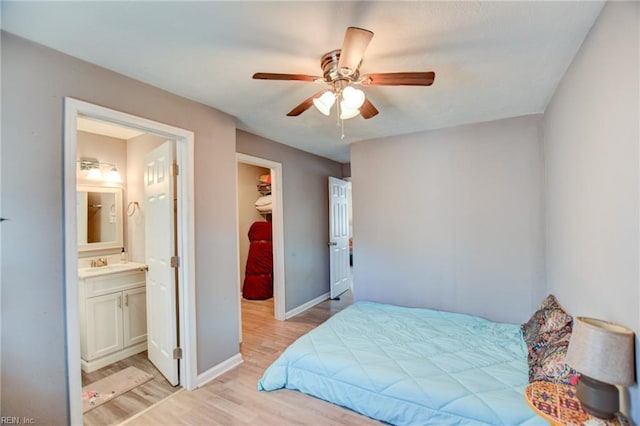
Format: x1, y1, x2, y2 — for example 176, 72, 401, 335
78, 157, 123, 183
105, 165, 123, 183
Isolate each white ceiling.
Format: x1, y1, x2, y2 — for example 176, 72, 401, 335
1, 1, 604, 163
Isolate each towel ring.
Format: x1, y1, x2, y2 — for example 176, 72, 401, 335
127, 201, 140, 217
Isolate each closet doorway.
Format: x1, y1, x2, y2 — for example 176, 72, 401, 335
236, 154, 285, 342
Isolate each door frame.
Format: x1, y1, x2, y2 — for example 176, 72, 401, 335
236, 153, 285, 322
63, 98, 197, 425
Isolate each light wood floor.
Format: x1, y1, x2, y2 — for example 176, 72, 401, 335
123, 292, 380, 425
82, 351, 180, 426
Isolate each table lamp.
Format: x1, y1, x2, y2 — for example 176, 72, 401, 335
565, 317, 635, 419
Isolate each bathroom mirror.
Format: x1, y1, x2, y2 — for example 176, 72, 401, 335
77, 185, 123, 252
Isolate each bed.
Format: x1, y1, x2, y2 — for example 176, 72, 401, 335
258, 301, 548, 425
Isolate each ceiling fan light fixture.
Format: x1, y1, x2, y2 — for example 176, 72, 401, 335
313, 91, 336, 116
339, 101, 360, 120
342, 86, 365, 110
253, 26, 433, 125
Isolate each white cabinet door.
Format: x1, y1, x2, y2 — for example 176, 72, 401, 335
123, 287, 147, 347
86, 292, 123, 360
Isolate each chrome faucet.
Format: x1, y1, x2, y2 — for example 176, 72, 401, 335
91, 257, 108, 268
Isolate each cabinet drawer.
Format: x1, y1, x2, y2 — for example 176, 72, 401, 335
84, 271, 146, 298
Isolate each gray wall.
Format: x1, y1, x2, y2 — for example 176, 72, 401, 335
543, 1, 639, 420
351, 115, 545, 324
1, 32, 239, 423
236, 130, 344, 311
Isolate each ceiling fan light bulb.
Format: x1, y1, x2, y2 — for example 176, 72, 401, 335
342, 86, 365, 110
312, 99, 331, 116
313, 91, 336, 116
339, 101, 360, 120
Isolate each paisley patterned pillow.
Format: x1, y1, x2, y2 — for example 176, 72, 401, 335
521, 295, 579, 384
521, 294, 572, 345
528, 326, 579, 385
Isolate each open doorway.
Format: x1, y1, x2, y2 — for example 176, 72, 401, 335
64, 98, 197, 425
235, 153, 285, 342
237, 163, 272, 299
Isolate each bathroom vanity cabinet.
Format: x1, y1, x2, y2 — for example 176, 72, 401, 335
79, 267, 147, 373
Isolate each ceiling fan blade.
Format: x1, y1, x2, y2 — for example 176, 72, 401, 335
253, 73, 318, 82
361, 72, 435, 86
360, 97, 379, 119
286, 90, 327, 116
337, 27, 374, 77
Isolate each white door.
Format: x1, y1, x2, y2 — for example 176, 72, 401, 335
144, 141, 179, 386
329, 177, 351, 299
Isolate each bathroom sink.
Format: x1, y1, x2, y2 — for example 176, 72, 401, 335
78, 262, 147, 278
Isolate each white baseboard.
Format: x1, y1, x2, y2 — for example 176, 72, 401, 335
196, 353, 244, 388
285, 292, 330, 319
81, 342, 147, 373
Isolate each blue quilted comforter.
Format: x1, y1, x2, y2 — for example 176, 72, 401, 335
259, 301, 544, 425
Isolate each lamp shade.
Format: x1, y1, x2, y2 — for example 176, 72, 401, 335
106, 166, 123, 183
342, 86, 365, 110
86, 167, 103, 180
312, 91, 335, 116
565, 317, 635, 386
339, 101, 360, 120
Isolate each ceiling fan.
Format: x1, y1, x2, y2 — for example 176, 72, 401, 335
253, 27, 435, 121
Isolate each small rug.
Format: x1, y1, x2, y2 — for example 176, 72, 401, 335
82, 366, 154, 413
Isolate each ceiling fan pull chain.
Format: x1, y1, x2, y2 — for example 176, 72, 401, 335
334, 92, 345, 140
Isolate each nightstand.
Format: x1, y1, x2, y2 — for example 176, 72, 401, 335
524, 381, 629, 426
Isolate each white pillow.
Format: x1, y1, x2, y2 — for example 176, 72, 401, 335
255, 195, 272, 206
